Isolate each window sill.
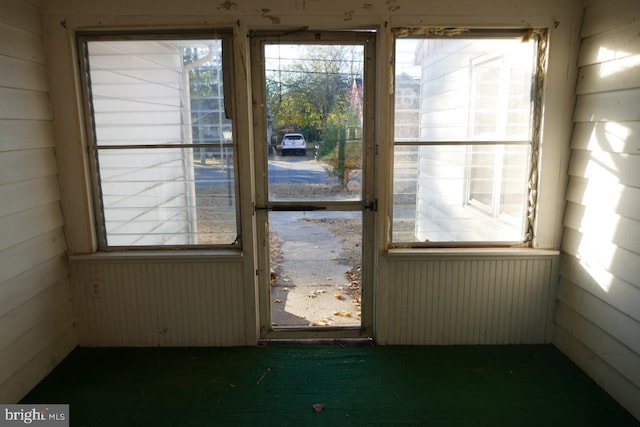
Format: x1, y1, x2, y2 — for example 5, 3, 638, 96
386, 247, 559, 259
69, 249, 244, 263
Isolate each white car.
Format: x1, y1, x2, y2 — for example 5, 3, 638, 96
280, 133, 307, 156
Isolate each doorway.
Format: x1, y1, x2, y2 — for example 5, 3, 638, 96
250, 31, 376, 339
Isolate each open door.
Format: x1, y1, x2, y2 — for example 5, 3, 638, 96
251, 31, 376, 339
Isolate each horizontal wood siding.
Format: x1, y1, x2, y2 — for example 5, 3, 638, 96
381, 256, 557, 345
73, 258, 247, 346
555, 0, 640, 419
0, 0, 76, 403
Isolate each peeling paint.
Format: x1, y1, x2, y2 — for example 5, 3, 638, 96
260, 8, 280, 24
217, 0, 238, 11
264, 15, 281, 24
385, 0, 400, 13
392, 27, 470, 37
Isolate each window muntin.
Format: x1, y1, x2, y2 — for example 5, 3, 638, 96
80, 35, 239, 248
392, 30, 542, 246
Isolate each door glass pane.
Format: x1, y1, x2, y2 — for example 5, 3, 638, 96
265, 44, 364, 202
269, 211, 362, 328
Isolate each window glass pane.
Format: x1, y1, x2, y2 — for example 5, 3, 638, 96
392, 33, 537, 245
393, 145, 529, 243
97, 148, 236, 246
394, 38, 535, 143
394, 39, 422, 142
468, 145, 496, 208
86, 38, 238, 247
88, 40, 232, 147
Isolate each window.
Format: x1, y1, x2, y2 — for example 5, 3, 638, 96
78, 32, 239, 248
391, 29, 545, 246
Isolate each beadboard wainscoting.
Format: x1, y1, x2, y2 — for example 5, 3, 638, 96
378, 253, 559, 345
72, 256, 249, 347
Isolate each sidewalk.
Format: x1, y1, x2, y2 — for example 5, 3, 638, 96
269, 211, 361, 327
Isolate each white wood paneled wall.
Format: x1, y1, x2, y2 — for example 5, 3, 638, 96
0, 0, 77, 403
378, 255, 558, 344
554, 0, 640, 419
73, 257, 248, 346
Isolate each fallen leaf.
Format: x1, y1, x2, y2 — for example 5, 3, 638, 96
334, 310, 352, 317
312, 403, 325, 413
311, 319, 331, 326
316, 289, 326, 294
274, 299, 283, 303
307, 292, 317, 298
334, 293, 345, 300
282, 287, 289, 291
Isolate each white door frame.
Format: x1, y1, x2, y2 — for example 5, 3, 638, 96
249, 30, 377, 340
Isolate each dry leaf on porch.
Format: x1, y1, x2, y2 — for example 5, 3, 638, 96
308, 289, 327, 298
273, 298, 283, 303
334, 310, 352, 317
334, 293, 345, 300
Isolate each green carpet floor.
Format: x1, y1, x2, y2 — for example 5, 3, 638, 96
21, 344, 638, 426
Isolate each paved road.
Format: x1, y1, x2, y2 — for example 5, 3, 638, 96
194, 155, 337, 187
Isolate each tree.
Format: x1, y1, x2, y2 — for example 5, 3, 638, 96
267, 45, 357, 137
266, 44, 363, 188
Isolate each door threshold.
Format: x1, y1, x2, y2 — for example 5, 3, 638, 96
261, 326, 372, 341
259, 337, 374, 346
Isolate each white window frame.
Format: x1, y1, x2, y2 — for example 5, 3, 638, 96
465, 52, 529, 224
